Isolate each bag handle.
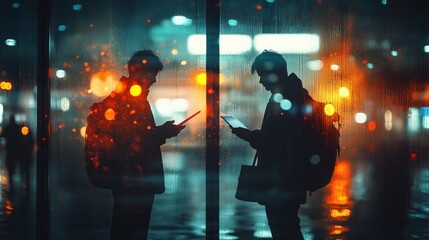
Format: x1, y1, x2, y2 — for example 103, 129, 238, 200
252, 152, 258, 166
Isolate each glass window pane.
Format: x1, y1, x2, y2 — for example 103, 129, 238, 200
0, 1, 37, 239
3, 1, 429, 239
50, 1, 205, 239
220, 1, 429, 239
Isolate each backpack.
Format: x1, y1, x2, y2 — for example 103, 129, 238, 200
84, 101, 120, 189
296, 101, 341, 192
84, 95, 166, 192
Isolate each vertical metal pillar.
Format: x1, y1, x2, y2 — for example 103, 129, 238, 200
206, 0, 220, 239
37, 0, 51, 239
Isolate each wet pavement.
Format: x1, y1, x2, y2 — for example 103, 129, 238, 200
1, 147, 429, 240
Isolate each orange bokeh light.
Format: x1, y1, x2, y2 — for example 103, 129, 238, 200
368, 120, 377, 132
326, 160, 352, 206
80, 127, 87, 138
330, 209, 351, 218
130, 84, 142, 97
115, 81, 126, 94
104, 108, 116, 121
196, 72, 207, 85
90, 71, 117, 97
324, 103, 336, 116
195, 72, 224, 85
21, 126, 29, 136
0, 81, 12, 90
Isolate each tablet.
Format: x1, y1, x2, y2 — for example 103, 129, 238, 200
178, 111, 201, 126
220, 115, 248, 129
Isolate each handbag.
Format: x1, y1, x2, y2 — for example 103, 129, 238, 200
235, 153, 262, 202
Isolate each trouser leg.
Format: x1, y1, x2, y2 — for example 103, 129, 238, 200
265, 201, 304, 240
110, 189, 155, 240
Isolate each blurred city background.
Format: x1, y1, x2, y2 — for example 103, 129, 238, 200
1, 0, 429, 239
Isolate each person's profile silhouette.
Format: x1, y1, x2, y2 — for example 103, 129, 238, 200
85, 50, 185, 240
230, 50, 321, 240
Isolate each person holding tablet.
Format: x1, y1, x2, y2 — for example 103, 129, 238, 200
85, 50, 186, 240
228, 50, 319, 240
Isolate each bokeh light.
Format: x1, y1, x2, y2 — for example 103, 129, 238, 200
115, 81, 126, 94
155, 98, 190, 116
104, 108, 116, 121
130, 84, 142, 97
355, 112, 367, 124
273, 93, 283, 103
324, 104, 336, 116
385, 110, 393, 130
307, 60, 323, 71
196, 72, 206, 85
5, 39, 16, 46
60, 97, 70, 111
0, 81, 13, 90
56, 69, 66, 78
21, 126, 29, 136
339, 87, 350, 98
73, 4, 82, 11
58, 25, 67, 31
80, 127, 87, 138
330, 64, 340, 71
171, 15, 192, 26
408, 107, 420, 133
280, 99, 292, 110
310, 155, 321, 165
422, 116, 429, 129
368, 121, 377, 132
90, 71, 117, 97
227, 19, 238, 26
195, 72, 224, 85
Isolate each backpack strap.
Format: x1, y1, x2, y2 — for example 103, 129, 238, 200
252, 152, 258, 166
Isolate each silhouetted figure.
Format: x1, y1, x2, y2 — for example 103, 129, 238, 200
85, 50, 184, 240
18, 124, 34, 190
231, 50, 321, 240
1, 115, 21, 193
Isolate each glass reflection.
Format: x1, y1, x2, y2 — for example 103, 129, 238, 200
1, 0, 429, 239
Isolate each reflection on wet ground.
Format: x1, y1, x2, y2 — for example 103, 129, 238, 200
1, 150, 429, 240
0, 171, 35, 240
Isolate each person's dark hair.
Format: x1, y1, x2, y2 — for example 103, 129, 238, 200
251, 50, 288, 77
127, 50, 164, 73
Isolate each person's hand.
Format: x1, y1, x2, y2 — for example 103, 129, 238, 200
159, 120, 185, 139
231, 127, 252, 142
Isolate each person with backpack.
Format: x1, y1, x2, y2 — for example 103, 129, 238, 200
230, 50, 339, 240
85, 50, 185, 240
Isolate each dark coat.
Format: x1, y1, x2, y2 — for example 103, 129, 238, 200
249, 73, 320, 203
85, 77, 165, 193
